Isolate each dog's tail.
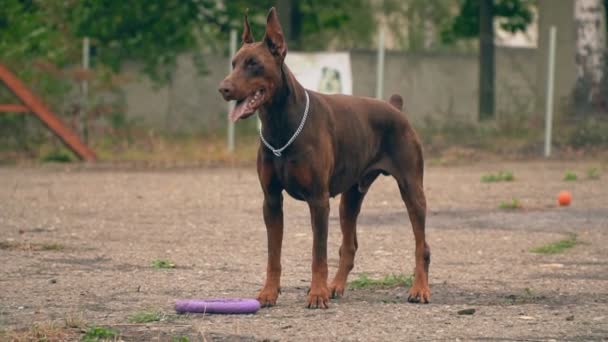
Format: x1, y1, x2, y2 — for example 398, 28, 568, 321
389, 94, 404, 111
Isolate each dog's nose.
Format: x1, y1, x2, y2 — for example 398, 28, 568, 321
218, 81, 234, 99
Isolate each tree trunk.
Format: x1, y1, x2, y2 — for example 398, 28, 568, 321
479, 0, 495, 120
573, 0, 607, 114
276, 0, 292, 45
276, 0, 303, 50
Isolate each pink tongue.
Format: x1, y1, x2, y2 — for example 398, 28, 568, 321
229, 101, 249, 123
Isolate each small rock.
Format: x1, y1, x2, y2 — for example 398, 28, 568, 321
519, 316, 535, 320
566, 315, 574, 321
49, 279, 57, 284
457, 308, 476, 315
281, 325, 292, 330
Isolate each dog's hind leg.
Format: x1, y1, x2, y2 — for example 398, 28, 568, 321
329, 184, 370, 298
391, 141, 431, 303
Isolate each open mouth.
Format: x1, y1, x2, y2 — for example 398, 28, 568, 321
229, 88, 265, 122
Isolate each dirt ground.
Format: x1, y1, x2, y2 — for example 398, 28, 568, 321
1, 160, 607, 341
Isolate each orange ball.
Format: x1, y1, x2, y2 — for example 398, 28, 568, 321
557, 191, 571, 206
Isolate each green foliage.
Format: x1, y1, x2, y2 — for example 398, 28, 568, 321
173, 337, 190, 342
129, 310, 164, 323
296, 0, 376, 50
349, 273, 413, 289
380, 0, 456, 51
0, 0, 70, 66
530, 234, 577, 254
587, 167, 600, 180
567, 118, 608, 148
41, 149, 74, 163
499, 198, 521, 209
563, 171, 578, 181
481, 170, 514, 182
442, 0, 535, 43
151, 259, 175, 269
82, 326, 117, 342
70, 1, 204, 82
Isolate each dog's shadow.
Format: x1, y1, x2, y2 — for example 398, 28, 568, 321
278, 282, 605, 307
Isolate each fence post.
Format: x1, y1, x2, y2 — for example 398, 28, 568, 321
375, 28, 385, 100
544, 26, 557, 158
82, 37, 90, 143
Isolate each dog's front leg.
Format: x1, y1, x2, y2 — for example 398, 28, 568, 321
257, 191, 284, 307
306, 194, 331, 309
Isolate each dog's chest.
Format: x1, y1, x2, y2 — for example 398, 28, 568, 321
273, 158, 313, 200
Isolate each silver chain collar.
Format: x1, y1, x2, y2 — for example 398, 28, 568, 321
259, 90, 310, 157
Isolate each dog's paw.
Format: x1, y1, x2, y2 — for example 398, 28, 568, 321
407, 283, 431, 304
306, 286, 330, 309
329, 280, 346, 299
257, 287, 280, 308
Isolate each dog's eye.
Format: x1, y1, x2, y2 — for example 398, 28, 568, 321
246, 58, 258, 67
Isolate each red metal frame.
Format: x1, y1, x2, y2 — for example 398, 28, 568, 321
0, 63, 96, 161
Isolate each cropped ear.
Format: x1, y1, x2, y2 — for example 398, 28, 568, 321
242, 13, 254, 44
263, 7, 287, 60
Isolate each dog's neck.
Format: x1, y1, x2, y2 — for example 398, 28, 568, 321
258, 63, 308, 147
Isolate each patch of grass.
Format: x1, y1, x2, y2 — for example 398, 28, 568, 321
129, 310, 165, 323
499, 198, 521, 210
64, 313, 87, 329
172, 336, 191, 342
3, 322, 76, 341
151, 259, 175, 269
94, 133, 260, 163
40, 149, 74, 163
530, 234, 578, 254
505, 287, 547, 304
82, 326, 118, 342
41, 242, 64, 251
349, 273, 413, 289
563, 171, 578, 181
481, 170, 515, 182
587, 167, 600, 180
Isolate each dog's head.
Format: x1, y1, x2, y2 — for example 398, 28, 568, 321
218, 7, 287, 122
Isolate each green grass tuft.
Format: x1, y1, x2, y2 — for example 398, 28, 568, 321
563, 171, 578, 181
499, 198, 521, 210
41, 149, 74, 163
349, 273, 413, 289
129, 310, 164, 323
172, 336, 190, 342
530, 234, 578, 254
481, 170, 515, 183
587, 167, 600, 180
151, 259, 175, 269
41, 242, 64, 251
81, 326, 117, 342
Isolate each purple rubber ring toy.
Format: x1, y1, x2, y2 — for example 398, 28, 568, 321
175, 298, 261, 314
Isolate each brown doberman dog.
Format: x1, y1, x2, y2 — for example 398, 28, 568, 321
218, 7, 430, 309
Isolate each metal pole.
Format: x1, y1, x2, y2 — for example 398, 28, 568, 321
375, 28, 385, 99
82, 37, 90, 143
544, 26, 557, 158
227, 30, 237, 153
